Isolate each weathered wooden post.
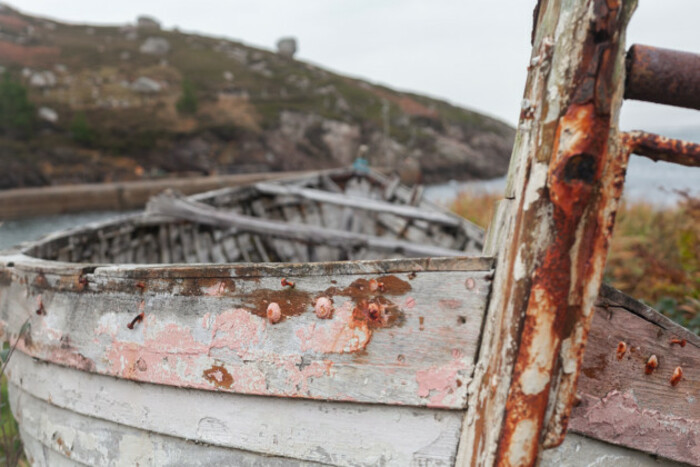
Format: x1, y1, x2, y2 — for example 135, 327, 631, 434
456, 0, 637, 464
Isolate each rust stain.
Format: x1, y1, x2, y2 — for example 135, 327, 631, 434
670, 338, 687, 347
244, 287, 311, 320
351, 296, 403, 329
281, 278, 295, 288
582, 353, 608, 380
203, 365, 234, 388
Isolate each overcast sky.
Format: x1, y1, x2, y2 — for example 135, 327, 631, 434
11, 1, 700, 131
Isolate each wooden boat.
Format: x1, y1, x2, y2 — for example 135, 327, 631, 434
1, 165, 697, 466
2, 1, 700, 465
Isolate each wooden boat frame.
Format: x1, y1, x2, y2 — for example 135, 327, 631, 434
1, 0, 699, 465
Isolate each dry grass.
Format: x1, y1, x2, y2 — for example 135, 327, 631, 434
451, 190, 699, 333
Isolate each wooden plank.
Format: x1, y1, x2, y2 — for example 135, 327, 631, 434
459, 1, 637, 464
255, 182, 462, 227
11, 388, 323, 467
7, 352, 464, 466
147, 192, 467, 258
541, 433, 679, 466
567, 287, 700, 465
0, 261, 491, 408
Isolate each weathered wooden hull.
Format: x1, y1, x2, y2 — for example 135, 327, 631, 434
1, 256, 693, 465
0, 169, 696, 465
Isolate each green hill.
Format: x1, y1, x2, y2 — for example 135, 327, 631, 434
0, 5, 515, 189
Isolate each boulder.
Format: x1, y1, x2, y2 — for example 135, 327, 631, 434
130, 77, 161, 93
29, 71, 57, 88
37, 106, 58, 123
276, 37, 297, 58
139, 37, 170, 56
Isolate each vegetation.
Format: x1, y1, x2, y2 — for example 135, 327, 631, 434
70, 112, 96, 146
176, 79, 198, 115
0, 320, 30, 466
0, 74, 35, 139
451, 190, 699, 333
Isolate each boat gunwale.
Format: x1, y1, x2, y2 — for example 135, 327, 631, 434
0, 250, 495, 279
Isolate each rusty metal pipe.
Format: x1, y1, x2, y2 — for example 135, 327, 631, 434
622, 131, 700, 167
625, 44, 700, 110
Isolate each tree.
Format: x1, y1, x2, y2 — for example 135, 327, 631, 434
176, 79, 198, 115
0, 73, 35, 138
70, 112, 95, 146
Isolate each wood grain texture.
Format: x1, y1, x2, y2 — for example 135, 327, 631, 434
569, 287, 700, 465
8, 352, 463, 466
0, 258, 492, 408
12, 388, 323, 467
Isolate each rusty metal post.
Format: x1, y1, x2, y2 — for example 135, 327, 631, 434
456, 1, 636, 465
625, 45, 700, 111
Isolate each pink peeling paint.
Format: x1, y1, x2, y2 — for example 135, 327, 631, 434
415, 356, 466, 407
296, 301, 371, 354
571, 390, 700, 464
210, 308, 266, 354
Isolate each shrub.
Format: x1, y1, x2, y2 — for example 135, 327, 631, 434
176, 79, 198, 115
0, 73, 35, 139
70, 112, 96, 146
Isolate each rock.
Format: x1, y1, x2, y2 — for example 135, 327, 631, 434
37, 107, 58, 123
130, 77, 161, 93
54, 64, 67, 73
120, 51, 130, 60
223, 71, 234, 81
276, 37, 297, 58
29, 71, 57, 88
139, 37, 170, 56
137, 15, 161, 30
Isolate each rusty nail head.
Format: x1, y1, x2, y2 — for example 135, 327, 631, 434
645, 355, 658, 375
616, 341, 627, 360
670, 367, 683, 386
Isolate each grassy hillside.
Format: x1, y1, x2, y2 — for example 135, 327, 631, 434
0, 5, 515, 189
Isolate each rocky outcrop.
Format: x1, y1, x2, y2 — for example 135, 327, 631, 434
0, 5, 515, 189
139, 37, 169, 56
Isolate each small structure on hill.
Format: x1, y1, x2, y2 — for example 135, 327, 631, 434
136, 15, 161, 30
276, 37, 297, 58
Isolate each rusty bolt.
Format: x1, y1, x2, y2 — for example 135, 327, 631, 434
645, 355, 658, 375
314, 297, 334, 319
78, 275, 88, 289
267, 302, 282, 324
35, 301, 45, 316
281, 278, 295, 288
136, 281, 146, 291
616, 341, 627, 360
670, 366, 683, 386
127, 312, 145, 330
670, 338, 687, 347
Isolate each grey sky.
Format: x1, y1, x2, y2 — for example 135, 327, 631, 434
11, 1, 700, 131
